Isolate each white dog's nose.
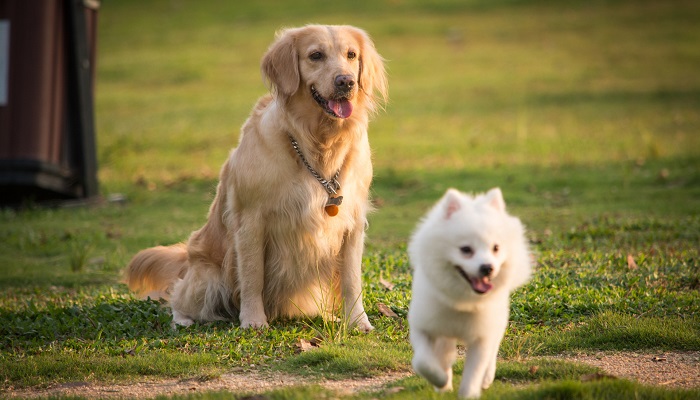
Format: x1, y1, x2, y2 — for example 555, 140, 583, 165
479, 264, 493, 277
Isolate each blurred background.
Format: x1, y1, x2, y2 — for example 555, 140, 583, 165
93, 0, 699, 243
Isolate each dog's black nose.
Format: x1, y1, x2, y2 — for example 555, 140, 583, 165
479, 264, 493, 277
334, 74, 355, 90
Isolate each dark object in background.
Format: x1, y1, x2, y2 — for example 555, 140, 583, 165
0, 0, 99, 205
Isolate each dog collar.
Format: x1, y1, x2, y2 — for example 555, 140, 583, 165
288, 134, 343, 216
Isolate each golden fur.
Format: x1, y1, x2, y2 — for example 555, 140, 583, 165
125, 25, 388, 330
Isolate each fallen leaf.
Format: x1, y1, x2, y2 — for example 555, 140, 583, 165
310, 336, 323, 347
627, 254, 638, 270
379, 277, 395, 291
581, 373, 618, 382
377, 303, 398, 318
296, 338, 320, 353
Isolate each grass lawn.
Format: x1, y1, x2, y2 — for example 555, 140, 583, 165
1, 0, 699, 398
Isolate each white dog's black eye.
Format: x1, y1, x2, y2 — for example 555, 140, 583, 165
460, 246, 474, 256
309, 51, 325, 61
493, 244, 499, 253
347, 51, 357, 60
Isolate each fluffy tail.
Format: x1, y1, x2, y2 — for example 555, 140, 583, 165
124, 244, 189, 300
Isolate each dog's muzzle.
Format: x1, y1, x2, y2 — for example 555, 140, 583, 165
455, 265, 494, 295
311, 83, 354, 119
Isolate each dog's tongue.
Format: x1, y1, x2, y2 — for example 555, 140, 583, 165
328, 99, 353, 118
469, 276, 493, 294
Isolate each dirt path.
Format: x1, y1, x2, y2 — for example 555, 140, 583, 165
554, 351, 700, 388
2, 371, 414, 399
3, 351, 698, 398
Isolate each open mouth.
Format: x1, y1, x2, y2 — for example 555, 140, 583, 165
311, 86, 353, 119
455, 266, 493, 295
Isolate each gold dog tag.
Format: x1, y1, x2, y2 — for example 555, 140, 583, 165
325, 196, 343, 216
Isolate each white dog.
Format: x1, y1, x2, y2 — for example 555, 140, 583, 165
408, 188, 532, 398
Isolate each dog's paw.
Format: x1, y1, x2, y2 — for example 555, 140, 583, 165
239, 304, 268, 329
171, 310, 195, 327
434, 371, 453, 393
458, 381, 482, 399
350, 312, 374, 333
481, 374, 495, 390
435, 383, 453, 393
240, 318, 269, 329
356, 319, 374, 333
413, 357, 449, 389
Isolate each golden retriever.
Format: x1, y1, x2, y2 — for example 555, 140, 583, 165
125, 25, 388, 331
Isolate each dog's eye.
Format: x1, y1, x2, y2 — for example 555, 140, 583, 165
459, 246, 473, 256
493, 244, 499, 253
309, 51, 325, 61
347, 51, 357, 60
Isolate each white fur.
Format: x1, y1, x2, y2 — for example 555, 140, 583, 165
408, 188, 532, 398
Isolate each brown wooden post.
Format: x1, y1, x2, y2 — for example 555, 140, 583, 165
0, 0, 99, 205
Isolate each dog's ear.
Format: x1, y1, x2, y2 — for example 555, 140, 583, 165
349, 27, 388, 114
484, 187, 506, 212
261, 28, 300, 100
442, 188, 463, 219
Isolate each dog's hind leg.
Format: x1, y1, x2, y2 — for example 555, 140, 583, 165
170, 264, 235, 326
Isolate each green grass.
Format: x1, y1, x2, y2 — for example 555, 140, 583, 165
1, 0, 699, 398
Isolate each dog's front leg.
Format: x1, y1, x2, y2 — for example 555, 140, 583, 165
458, 334, 504, 399
410, 329, 451, 390
235, 211, 268, 328
433, 337, 457, 392
340, 227, 373, 332
481, 346, 498, 390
